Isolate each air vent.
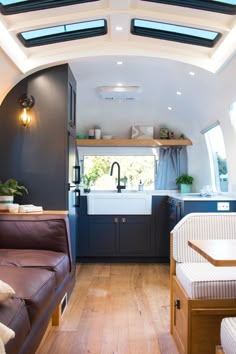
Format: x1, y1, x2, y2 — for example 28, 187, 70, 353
96, 86, 142, 100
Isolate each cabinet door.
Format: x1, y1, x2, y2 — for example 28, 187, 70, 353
88, 216, 118, 256
118, 216, 152, 256
153, 196, 170, 258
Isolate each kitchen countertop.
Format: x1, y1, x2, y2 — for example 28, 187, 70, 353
81, 190, 236, 201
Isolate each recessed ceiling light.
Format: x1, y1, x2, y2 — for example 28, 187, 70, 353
117, 83, 123, 86
177, 91, 182, 95
115, 26, 123, 31
189, 71, 195, 76
168, 106, 172, 111
117, 61, 123, 65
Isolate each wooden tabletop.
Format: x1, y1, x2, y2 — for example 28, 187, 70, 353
188, 239, 236, 266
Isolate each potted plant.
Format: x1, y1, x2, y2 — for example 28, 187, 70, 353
176, 174, 194, 193
82, 174, 96, 193
0, 179, 28, 210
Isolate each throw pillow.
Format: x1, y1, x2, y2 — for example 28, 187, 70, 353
0, 322, 15, 345
0, 280, 15, 303
0, 337, 6, 354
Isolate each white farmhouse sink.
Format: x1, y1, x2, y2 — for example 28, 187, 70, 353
87, 192, 152, 215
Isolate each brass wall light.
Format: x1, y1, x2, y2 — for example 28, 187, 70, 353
19, 94, 35, 127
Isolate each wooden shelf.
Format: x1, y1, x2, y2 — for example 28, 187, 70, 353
76, 138, 192, 147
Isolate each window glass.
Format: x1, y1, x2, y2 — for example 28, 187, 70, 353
204, 124, 228, 192
78, 148, 157, 191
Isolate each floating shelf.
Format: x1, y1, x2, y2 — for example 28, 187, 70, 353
76, 138, 192, 147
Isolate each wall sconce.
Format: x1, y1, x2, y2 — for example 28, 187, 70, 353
19, 94, 35, 127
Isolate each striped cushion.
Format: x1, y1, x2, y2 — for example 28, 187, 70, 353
172, 213, 236, 263
221, 317, 236, 354
176, 262, 236, 299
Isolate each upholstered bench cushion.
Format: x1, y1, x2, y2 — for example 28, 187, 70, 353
0, 249, 70, 287
176, 262, 236, 299
0, 266, 55, 325
0, 298, 31, 354
221, 317, 236, 354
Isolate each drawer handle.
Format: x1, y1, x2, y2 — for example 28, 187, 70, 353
121, 218, 126, 223
174, 298, 181, 326
114, 217, 118, 223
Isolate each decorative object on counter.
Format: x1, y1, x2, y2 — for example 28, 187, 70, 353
0, 179, 28, 210
176, 174, 194, 193
88, 128, 95, 139
102, 134, 113, 139
8, 204, 19, 213
76, 134, 86, 139
138, 180, 144, 191
19, 205, 43, 213
160, 128, 169, 139
131, 125, 154, 139
200, 185, 216, 197
169, 131, 175, 139
179, 133, 185, 139
94, 127, 102, 139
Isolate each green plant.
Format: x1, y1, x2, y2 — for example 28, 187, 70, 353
0, 179, 28, 196
176, 174, 194, 185
82, 174, 97, 188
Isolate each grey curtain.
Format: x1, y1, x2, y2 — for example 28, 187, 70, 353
155, 147, 187, 189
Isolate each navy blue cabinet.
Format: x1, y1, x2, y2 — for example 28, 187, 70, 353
76, 196, 154, 258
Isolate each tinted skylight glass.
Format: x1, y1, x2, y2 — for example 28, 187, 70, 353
131, 19, 221, 47
0, 0, 99, 15
18, 19, 107, 47
141, 0, 236, 14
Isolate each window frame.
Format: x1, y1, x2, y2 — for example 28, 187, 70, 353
78, 146, 158, 191
202, 122, 228, 192
140, 0, 236, 15
0, 0, 100, 15
17, 19, 107, 47
131, 18, 221, 48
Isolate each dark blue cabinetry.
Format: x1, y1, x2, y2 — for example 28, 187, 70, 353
77, 196, 155, 259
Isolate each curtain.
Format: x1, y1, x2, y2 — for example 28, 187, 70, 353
155, 147, 187, 189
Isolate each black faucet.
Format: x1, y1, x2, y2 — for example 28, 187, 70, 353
110, 161, 126, 193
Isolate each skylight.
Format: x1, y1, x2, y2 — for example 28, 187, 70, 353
141, 0, 236, 15
131, 19, 221, 47
18, 19, 107, 47
0, 0, 99, 15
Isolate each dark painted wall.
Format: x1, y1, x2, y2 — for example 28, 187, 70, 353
0, 64, 76, 209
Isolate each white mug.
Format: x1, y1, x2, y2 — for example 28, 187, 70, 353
95, 129, 101, 139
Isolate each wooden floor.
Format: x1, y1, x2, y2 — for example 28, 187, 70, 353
37, 263, 179, 354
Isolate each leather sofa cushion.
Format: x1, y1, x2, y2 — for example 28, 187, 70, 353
0, 266, 55, 325
0, 249, 69, 288
0, 298, 30, 354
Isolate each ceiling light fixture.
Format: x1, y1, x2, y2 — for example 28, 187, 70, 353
117, 61, 123, 65
168, 106, 172, 111
115, 26, 123, 31
177, 91, 182, 95
189, 71, 195, 76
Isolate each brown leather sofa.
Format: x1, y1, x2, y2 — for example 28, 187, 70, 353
0, 212, 75, 354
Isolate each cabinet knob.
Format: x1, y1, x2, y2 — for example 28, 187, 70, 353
114, 217, 118, 223
121, 218, 126, 223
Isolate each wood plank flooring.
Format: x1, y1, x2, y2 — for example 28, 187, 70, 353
37, 263, 179, 354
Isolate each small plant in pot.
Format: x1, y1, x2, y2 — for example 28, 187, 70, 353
176, 174, 194, 193
82, 174, 96, 193
0, 179, 28, 210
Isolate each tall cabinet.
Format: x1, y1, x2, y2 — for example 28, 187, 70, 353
0, 64, 78, 264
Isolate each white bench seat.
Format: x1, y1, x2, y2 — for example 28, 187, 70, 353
176, 262, 236, 299
221, 317, 236, 354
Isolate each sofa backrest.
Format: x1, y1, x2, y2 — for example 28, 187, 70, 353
0, 213, 72, 266
172, 212, 236, 263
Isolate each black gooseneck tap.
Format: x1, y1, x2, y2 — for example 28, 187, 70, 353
110, 161, 126, 193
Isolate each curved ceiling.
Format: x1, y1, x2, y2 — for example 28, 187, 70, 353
1, 0, 236, 73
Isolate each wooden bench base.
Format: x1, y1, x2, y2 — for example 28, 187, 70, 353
171, 276, 236, 354
216, 345, 225, 354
